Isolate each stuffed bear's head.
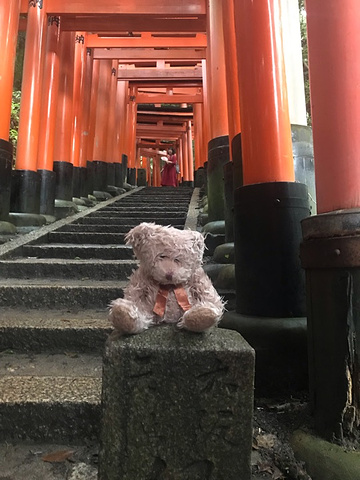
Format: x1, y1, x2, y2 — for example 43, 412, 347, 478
125, 222, 205, 285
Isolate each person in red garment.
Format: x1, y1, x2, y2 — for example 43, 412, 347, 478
160, 148, 178, 187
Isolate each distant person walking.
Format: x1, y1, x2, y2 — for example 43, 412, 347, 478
160, 148, 178, 187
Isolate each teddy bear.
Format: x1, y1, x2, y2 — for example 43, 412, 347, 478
109, 222, 225, 334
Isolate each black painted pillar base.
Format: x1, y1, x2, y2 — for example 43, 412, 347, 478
121, 154, 128, 184
194, 167, 205, 188
181, 180, 194, 187
107, 162, 116, 187
300, 210, 360, 443
127, 168, 136, 186
207, 135, 230, 222
0, 139, 13, 221
231, 132, 243, 191
72, 166, 81, 199
10, 170, 41, 214
79, 167, 88, 198
203, 161, 208, 195
137, 168, 147, 186
234, 181, 310, 318
223, 161, 234, 243
38, 169, 55, 216
114, 163, 123, 188
92, 160, 107, 192
86, 161, 94, 197
53, 161, 73, 201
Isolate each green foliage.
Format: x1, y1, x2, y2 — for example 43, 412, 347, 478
13, 31, 25, 91
10, 91, 21, 158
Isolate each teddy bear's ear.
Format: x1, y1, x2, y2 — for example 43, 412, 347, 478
189, 230, 205, 256
125, 222, 156, 252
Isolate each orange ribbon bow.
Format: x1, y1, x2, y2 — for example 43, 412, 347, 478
153, 284, 192, 317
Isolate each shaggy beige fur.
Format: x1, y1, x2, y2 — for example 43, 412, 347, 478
109, 222, 225, 334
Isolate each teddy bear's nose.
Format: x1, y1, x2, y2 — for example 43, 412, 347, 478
166, 272, 173, 281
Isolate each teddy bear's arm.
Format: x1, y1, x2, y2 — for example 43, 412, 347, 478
189, 269, 226, 315
109, 269, 156, 334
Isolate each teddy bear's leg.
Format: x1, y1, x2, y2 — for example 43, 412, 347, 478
109, 298, 153, 335
178, 305, 222, 332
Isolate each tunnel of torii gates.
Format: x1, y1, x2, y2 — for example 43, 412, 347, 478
0, 0, 360, 443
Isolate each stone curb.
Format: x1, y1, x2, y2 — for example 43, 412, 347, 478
291, 430, 360, 480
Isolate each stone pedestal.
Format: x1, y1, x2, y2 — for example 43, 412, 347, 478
99, 325, 255, 480
300, 209, 360, 442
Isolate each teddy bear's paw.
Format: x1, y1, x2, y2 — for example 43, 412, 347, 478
109, 298, 142, 334
178, 306, 219, 332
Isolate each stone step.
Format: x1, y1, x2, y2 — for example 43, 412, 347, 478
57, 224, 184, 233
0, 258, 137, 279
47, 231, 126, 244
22, 243, 134, 259
99, 206, 189, 212
0, 308, 112, 353
87, 211, 187, 218
0, 372, 101, 442
75, 216, 186, 226
0, 279, 126, 309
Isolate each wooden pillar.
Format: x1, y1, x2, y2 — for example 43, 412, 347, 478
0, 0, 21, 141
12, 0, 46, 214
37, 16, 60, 172
298, 0, 360, 443
153, 155, 161, 187
222, 0, 241, 155
16, 0, 47, 172
0, 0, 21, 222
87, 59, 100, 163
107, 60, 118, 163
92, 59, 111, 192
127, 86, 137, 170
182, 132, 189, 182
306, 0, 360, 213
207, 0, 229, 140
52, 31, 75, 201
117, 80, 128, 159
233, 0, 294, 184
71, 32, 86, 169
193, 104, 202, 171
201, 59, 210, 159
37, 15, 60, 215
187, 120, 194, 184
93, 60, 111, 162
79, 47, 93, 169
178, 138, 184, 183
113, 79, 126, 188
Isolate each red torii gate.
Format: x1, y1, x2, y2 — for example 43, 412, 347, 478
0, 0, 359, 444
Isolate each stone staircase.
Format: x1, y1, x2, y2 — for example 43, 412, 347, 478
0, 186, 195, 443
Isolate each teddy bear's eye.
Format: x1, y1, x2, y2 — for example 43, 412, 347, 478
159, 254, 167, 259
174, 258, 181, 264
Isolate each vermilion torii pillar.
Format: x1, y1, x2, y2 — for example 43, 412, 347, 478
13, 0, 46, 215
71, 32, 86, 199
0, 0, 21, 225
222, 0, 241, 160
223, 0, 311, 395
114, 80, 128, 188
92, 59, 111, 195
206, 0, 230, 222
185, 121, 194, 187
53, 31, 75, 203
78, 47, 93, 197
300, 0, 360, 442
37, 16, 60, 216
127, 86, 137, 185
